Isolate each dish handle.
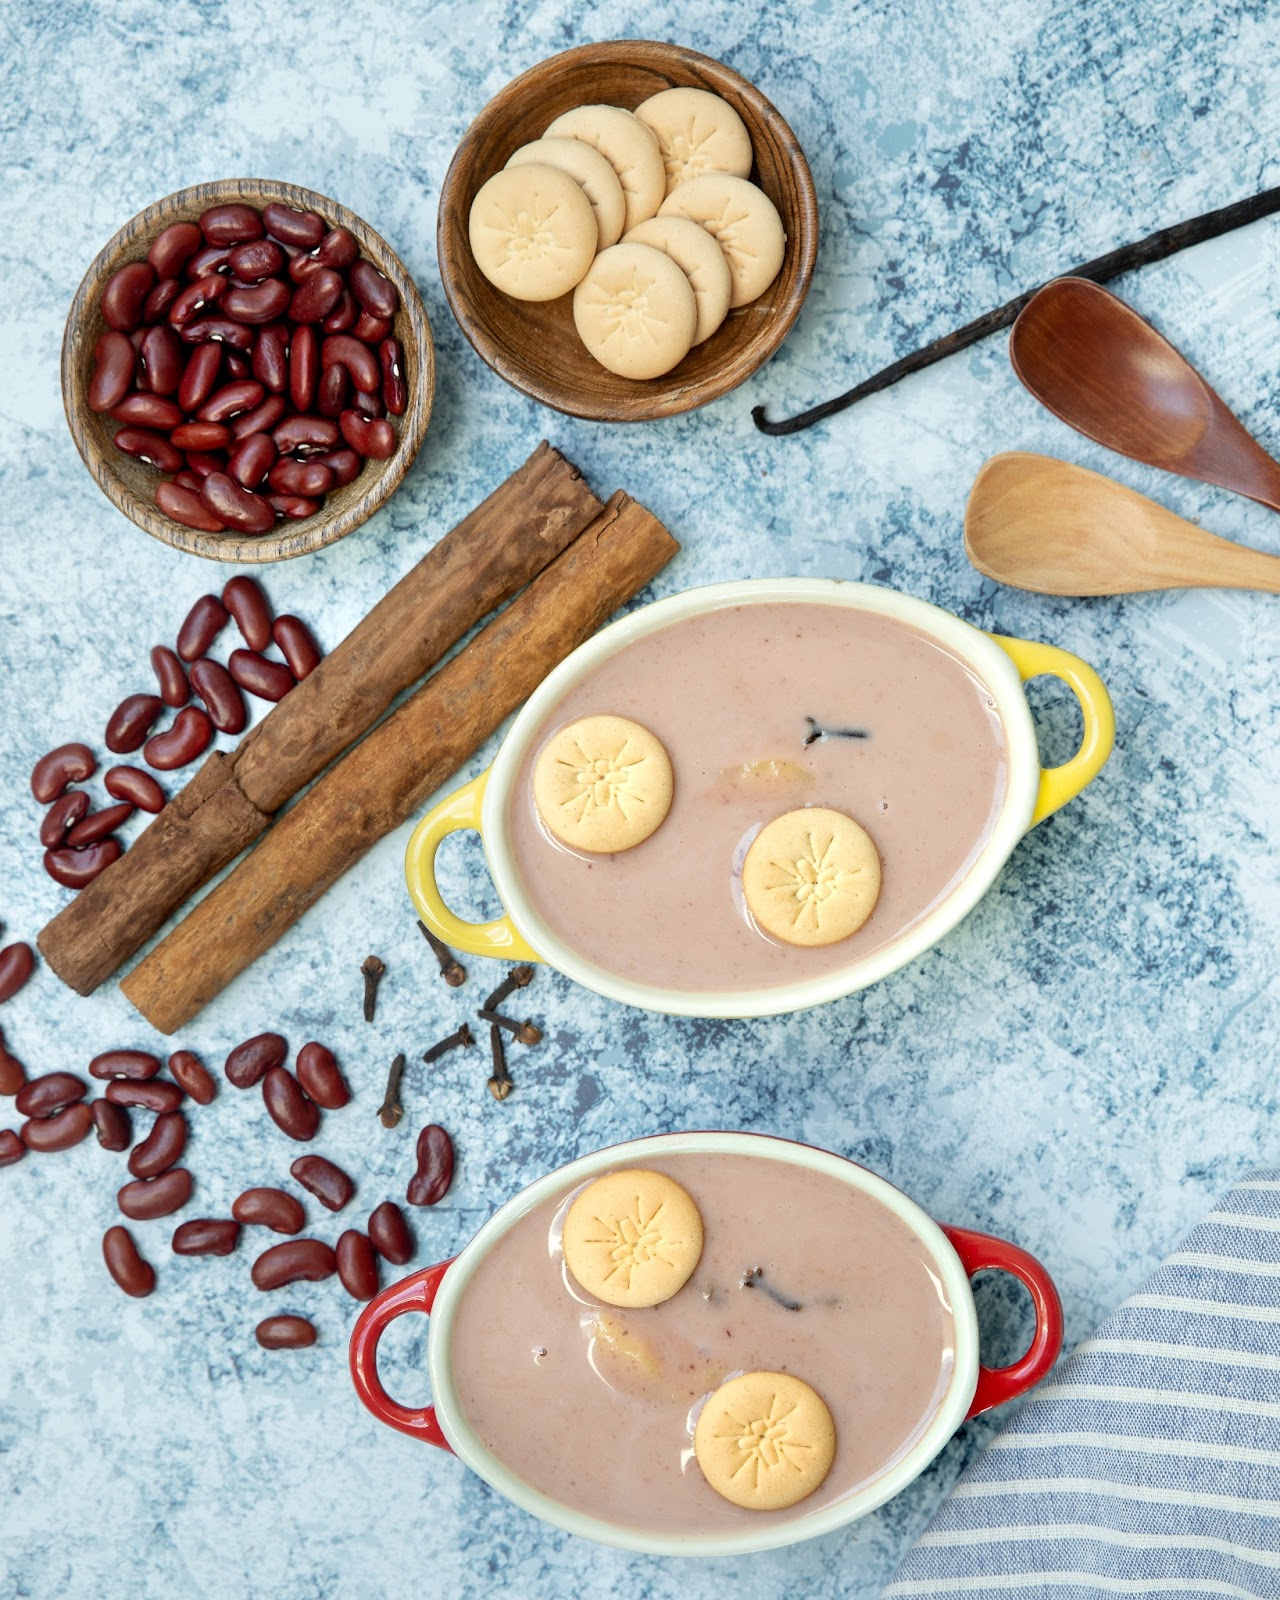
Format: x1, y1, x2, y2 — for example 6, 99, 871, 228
942, 1224, 1064, 1419
349, 1259, 456, 1449
404, 769, 540, 963
989, 634, 1114, 828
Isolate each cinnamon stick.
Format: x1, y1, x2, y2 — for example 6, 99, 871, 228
38, 443, 602, 995
121, 492, 678, 1033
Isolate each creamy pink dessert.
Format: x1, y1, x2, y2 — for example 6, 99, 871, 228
449, 1152, 957, 1533
507, 602, 1007, 990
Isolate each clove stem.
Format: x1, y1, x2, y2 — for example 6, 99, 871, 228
378, 1053, 406, 1129
361, 954, 385, 1023
487, 1023, 513, 1101
483, 964, 535, 1012
478, 1008, 541, 1046
416, 920, 465, 988
422, 1024, 474, 1065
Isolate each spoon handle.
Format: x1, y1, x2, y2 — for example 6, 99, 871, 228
1189, 533, 1280, 593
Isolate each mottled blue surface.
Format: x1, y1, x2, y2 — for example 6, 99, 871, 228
2, 2, 1279, 1597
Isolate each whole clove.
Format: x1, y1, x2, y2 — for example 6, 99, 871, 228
478, 1009, 541, 1046
378, 1054, 405, 1129
361, 955, 386, 1023
422, 1024, 474, 1065
803, 716, 869, 747
483, 964, 534, 1012
740, 1264, 802, 1312
416, 920, 465, 988
487, 1024, 513, 1102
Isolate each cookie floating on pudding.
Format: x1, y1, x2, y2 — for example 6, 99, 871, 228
742, 807, 882, 948
532, 713, 673, 853
562, 1168, 704, 1308
694, 1370, 837, 1511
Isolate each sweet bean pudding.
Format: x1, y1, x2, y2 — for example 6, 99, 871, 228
507, 602, 1008, 990
449, 1152, 957, 1532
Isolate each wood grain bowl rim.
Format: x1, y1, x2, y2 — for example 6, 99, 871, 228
62, 177, 436, 564
437, 39, 819, 422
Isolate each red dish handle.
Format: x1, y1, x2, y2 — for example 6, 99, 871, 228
349, 1258, 455, 1449
942, 1225, 1064, 1420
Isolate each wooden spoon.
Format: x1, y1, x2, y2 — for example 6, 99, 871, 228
965, 452, 1280, 595
1009, 277, 1280, 513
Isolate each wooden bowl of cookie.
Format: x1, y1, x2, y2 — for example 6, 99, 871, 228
437, 40, 818, 422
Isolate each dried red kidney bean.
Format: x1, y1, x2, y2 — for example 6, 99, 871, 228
101, 261, 156, 332
189, 658, 246, 735
255, 1314, 316, 1348
187, 242, 234, 278
266, 494, 319, 520
352, 310, 392, 345
0, 942, 35, 1002
89, 331, 136, 411
407, 1125, 454, 1207
199, 473, 275, 535
114, 426, 184, 473
228, 432, 277, 488
228, 239, 285, 281
179, 316, 253, 351
159, 480, 224, 533
313, 448, 361, 488
117, 1167, 192, 1220
111, 392, 182, 429
225, 1032, 287, 1089
272, 413, 338, 453
91, 1099, 132, 1151
252, 325, 289, 392
294, 1041, 348, 1108
40, 790, 89, 848
22, 1102, 93, 1152
200, 203, 263, 245
349, 259, 398, 318
379, 339, 406, 416
105, 1079, 183, 1113
351, 386, 384, 421
184, 451, 228, 479
138, 324, 183, 395
263, 202, 325, 247
176, 594, 229, 661
148, 221, 203, 279
128, 1111, 187, 1178
144, 706, 213, 771
172, 471, 204, 491
339, 409, 395, 460
44, 838, 122, 889
0, 1028, 27, 1095
228, 649, 294, 702
32, 742, 96, 802
230, 394, 287, 441
169, 274, 227, 327
172, 1218, 241, 1256
177, 343, 223, 412
197, 379, 265, 423
89, 1049, 161, 1081
251, 1237, 337, 1289
142, 276, 181, 324
271, 615, 321, 680
0, 1129, 27, 1166
105, 694, 164, 754
288, 324, 317, 411
316, 363, 348, 418
336, 1230, 379, 1301
289, 267, 343, 324
316, 227, 358, 269
103, 1226, 155, 1296
66, 802, 134, 849
222, 575, 272, 649
232, 1186, 305, 1234
262, 1067, 320, 1141
367, 1201, 413, 1265
268, 458, 332, 497
322, 333, 379, 393
149, 646, 189, 708
168, 1049, 216, 1105
321, 289, 358, 334
171, 421, 233, 451
15, 1072, 87, 1118
223, 279, 291, 324
105, 766, 166, 813
290, 1154, 354, 1212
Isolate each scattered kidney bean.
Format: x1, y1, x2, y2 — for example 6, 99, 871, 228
266, 493, 319, 520
222, 575, 272, 649
172, 1218, 241, 1256
255, 1314, 316, 1348
128, 1111, 187, 1178
0, 942, 35, 1002
168, 1049, 216, 1105
143, 706, 213, 771
16, 1072, 87, 1119
91, 1099, 132, 1151
228, 649, 294, 702
289, 267, 343, 324
0, 1129, 27, 1167
22, 1101, 93, 1152
103, 1225, 155, 1296
407, 1124, 454, 1207
189, 658, 246, 735
177, 342, 223, 412
232, 1186, 305, 1234
379, 338, 406, 416
263, 202, 326, 247
225, 1033, 287, 1089
271, 615, 321, 680
294, 1041, 348, 1109
290, 1154, 354, 1212
89, 331, 137, 411
44, 838, 122, 889
111, 392, 183, 429
339, 409, 396, 460
367, 1201, 413, 1265
105, 766, 166, 813
0, 1027, 27, 1095
32, 743, 96, 803
67, 801, 135, 849
138, 324, 184, 395
252, 324, 289, 392
149, 646, 189, 708
89, 1049, 161, 1081
105, 693, 164, 754
336, 1230, 379, 1301
105, 1078, 184, 1113
200, 203, 264, 245
268, 458, 332, 497
176, 594, 229, 661
229, 394, 287, 441
171, 420, 233, 451
199, 473, 275, 535
228, 432, 277, 488
101, 261, 157, 332
288, 324, 318, 412
262, 1067, 320, 1142
228, 239, 285, 281
118, 1167, 192, 1220
251, 1237, 337, 1289
40, 790, 90, 847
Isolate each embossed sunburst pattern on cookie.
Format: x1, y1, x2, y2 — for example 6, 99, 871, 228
533, 713, 674, 853
659, 174, 786, 307
562, 1168, 704, 1308
742, 806, 882, 948
468, 164, 597, 302
694, 1370, 836, 1511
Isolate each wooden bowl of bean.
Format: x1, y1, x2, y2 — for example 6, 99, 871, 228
63, 178, 435, 563
437, 39, 818, 422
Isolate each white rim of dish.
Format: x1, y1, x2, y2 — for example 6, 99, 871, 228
425, 1131, 981, 1556
483, 578, 1039, 1018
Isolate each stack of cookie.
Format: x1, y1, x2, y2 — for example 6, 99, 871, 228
468, 88, 786, 379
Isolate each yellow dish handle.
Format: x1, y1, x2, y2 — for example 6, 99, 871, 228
989, 634, 1115, 829
404, 769, 541, 963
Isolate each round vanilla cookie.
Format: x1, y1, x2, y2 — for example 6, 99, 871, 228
659, 174, 785, 307
573, 243, 697, 380
505, 137, 627, 250
622, 216, 732, 344
694, 1371, 836, 1511
742, 806, 882, 947
468, 163, 597, 302
562, 1169, 704, 1309
634, 87, 754, 193
543, 104, 666, 231
533, 713, 674, 852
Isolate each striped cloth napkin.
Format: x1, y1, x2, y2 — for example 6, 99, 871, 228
883, 1169, 1280, 1599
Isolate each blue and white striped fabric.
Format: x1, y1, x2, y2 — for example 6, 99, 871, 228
884, 1170, 1280, 1599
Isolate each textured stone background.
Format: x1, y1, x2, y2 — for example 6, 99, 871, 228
2, 1, 1279, 1595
